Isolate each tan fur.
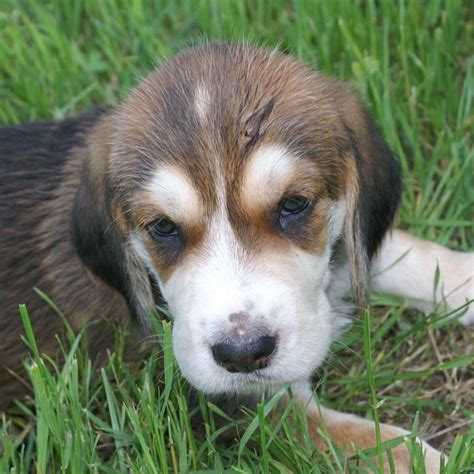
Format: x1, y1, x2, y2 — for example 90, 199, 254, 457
306, 407, 441, 473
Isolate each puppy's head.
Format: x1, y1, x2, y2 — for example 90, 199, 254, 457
73, 44, 401, 394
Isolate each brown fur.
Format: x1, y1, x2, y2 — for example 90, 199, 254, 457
0, 113, 129, 408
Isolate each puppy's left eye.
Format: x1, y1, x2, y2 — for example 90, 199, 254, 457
278, 195, 311, 232
280, 196, 310, 215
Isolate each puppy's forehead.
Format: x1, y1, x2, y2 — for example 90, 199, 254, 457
115, 44, 342, 148
112, 43, 347, 205
194, 83, 211, 123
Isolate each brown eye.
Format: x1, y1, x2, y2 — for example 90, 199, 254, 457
149, 217, 179, 239
278, 196, 312, 233
280, 196, 310, 215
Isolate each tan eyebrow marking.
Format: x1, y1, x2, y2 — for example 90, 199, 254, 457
241, 145, 301, 210
142, 165, 204, 224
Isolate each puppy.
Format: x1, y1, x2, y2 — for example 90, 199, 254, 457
1, 43, 472, 471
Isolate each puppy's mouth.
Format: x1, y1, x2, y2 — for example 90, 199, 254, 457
217, 369, 283, 393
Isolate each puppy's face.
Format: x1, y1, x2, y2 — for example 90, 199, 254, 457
75, 44, 401, 394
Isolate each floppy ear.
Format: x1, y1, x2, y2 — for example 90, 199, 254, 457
71, 129, 156, 327
342, 104, 402, 309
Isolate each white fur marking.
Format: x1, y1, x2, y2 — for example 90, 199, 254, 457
130, 233, 162, 286
161, 209, 337, 394
194, 84, 210, 122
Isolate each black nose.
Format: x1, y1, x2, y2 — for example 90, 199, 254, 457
211, 335, 276, 373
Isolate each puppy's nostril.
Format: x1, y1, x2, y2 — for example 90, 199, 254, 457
252, 335, 276, 360
211, 335, 276, 373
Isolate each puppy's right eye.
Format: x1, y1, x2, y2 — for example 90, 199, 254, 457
280, 196, 310, 215
148, 217, 179, 239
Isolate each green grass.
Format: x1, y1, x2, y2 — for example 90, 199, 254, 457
0, 0, 473, 472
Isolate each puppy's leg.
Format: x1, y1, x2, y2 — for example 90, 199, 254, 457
371, 229, 473, 325
292, 382, 441, 473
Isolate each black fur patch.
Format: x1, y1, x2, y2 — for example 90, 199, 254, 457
0, 110, 106, 196
71, 167, 129, 297
346, 113, 402, 260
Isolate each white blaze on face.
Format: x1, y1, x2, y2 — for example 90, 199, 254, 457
194, 83, 210, 123
138, 145, 346, 395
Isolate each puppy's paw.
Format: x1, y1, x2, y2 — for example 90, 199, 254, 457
450, 293, 473, 326
305, 406, 442, 473
439, 252, 473, 326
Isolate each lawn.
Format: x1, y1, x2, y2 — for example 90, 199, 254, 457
0, 0, 473, 472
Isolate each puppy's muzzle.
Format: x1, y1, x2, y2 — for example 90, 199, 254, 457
211, 334, 276, 373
